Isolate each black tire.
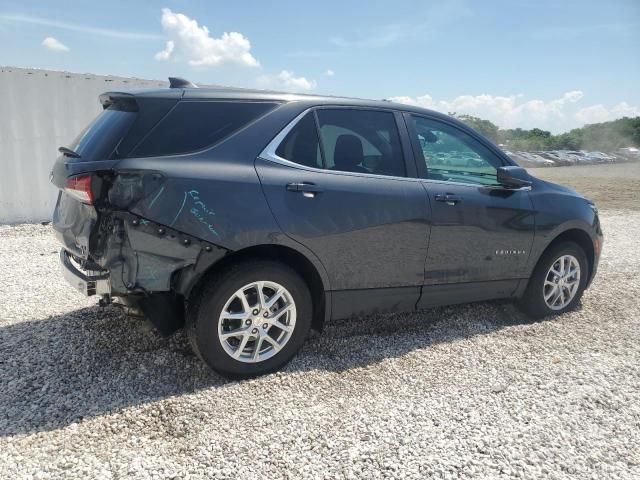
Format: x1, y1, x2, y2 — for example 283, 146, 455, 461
518, 241, 589, 319
186, 260, 312, 379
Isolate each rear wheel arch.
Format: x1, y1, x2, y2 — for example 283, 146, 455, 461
185, 244, 328, 332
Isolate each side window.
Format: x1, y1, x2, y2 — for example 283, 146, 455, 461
410, 115, 502, 185
316, 109, 405, 177
131, 101, 278, 157
275, 112, 323, 168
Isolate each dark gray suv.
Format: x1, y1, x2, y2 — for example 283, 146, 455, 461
51, 79, 603, 378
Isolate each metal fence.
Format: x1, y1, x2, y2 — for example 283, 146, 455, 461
0, 67, 166, 223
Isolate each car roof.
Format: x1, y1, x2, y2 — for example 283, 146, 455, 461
101, 85, 455, 123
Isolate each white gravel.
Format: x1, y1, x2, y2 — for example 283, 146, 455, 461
1, 211, 639, 479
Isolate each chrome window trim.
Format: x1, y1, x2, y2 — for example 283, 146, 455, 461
420, 177, 532, 191
259, 108, 420, 183
260, 108, 533, 190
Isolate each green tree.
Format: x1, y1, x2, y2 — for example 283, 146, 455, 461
451, 113, 499, 142
449, 113, 639, 151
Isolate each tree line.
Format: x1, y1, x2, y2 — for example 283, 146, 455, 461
452, 114, 640, 152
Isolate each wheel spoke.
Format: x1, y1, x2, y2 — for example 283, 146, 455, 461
263, 335, 282, 352
220, 327, 249, 339
222, 312, 248, 321
272, 303, 292, 319
266, 288, 285, 309
233, 335, 250, 358
550, 289, 562, 306
256, 281, 267, 309
544, 286, 557, 301
253, 337, 263, 361
272, 319, 293, 332
238, 290, 251, 314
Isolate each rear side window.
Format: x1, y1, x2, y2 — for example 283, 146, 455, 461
275, 112, 323, 168
69, 104, 137, 162
131, 101, 278, 157
316, 109, 405, 177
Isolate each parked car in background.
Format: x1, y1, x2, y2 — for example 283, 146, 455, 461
51, 80, 603, 378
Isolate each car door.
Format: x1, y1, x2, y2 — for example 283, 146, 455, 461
405, 114, 536, 294
256, 107, 431, 317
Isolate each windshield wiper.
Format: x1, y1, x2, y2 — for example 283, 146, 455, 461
58, 146, 81, 158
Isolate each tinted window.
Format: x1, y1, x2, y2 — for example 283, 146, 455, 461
275, 112, 323, 168
132, 101, 277, 157
411, 116, 502, 185
316, 109, 405, 177
69, 104, 137, 162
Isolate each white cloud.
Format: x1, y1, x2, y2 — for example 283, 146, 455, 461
325, 69, 335, 77
574, 102, 640, 125
257, 70, 317, 92
154, 40, 174, 61
388, 90, 638, 132
155, 8, 258, 67
41, 36, 69, 52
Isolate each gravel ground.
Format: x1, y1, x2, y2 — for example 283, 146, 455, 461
1, 210, 639, 479
530, 162, 640, 211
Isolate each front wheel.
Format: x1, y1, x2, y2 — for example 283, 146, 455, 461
187, 260, 312, 379
518, 242, 588, 318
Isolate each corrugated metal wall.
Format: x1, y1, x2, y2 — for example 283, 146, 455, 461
0, 67, 167, 223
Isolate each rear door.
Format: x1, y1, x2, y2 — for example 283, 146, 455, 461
405, 114, 535, 287
256, 107, 431, 312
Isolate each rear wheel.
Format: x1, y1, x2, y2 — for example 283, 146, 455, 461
187, 260, 312, 379
518, 242, 588, 318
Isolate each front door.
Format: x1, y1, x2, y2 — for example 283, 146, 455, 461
256, 108, 431, 304
406, 114, 535, 287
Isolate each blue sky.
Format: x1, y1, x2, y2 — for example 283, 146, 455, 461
0, 0, 638, 132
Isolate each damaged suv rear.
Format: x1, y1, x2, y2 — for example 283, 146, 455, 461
51, 82, 320, 376
52, 79, 602, 379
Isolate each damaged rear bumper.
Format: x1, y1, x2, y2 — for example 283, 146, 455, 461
58, 211, 228, 299
60, 249, 111, 297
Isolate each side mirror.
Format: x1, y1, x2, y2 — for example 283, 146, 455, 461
497, 166, 532, 189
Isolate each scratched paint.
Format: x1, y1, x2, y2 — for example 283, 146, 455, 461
170, 192, 188, 226
147, 185, 166, 209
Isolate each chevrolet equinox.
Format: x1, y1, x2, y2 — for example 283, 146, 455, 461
51, 78, 603, 378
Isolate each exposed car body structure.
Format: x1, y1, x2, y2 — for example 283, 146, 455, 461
51, 80, 603, 377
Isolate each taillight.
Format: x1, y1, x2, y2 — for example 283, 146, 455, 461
64, 174, 94, 204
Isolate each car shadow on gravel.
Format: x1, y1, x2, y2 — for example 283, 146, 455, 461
0, 300, 548, 437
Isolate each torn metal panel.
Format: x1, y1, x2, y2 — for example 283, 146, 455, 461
51, 191, 97, 259
95, 212, 227, 296
107, 171, 166, 210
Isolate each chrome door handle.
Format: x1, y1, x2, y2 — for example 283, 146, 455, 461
434, 193, 461, 205
286, 183, 323, 197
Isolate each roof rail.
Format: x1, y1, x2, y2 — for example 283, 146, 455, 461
168, 77, 198, 89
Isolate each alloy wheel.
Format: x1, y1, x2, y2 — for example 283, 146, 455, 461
217, 281, 297, 363
543, 254, 581, 310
